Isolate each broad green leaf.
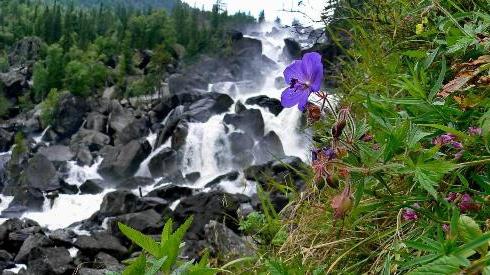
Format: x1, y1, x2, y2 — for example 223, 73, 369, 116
122, 254, 147, 275
161, 216, 194, 272
414, 160, 455, 198
118, 223, 161, 258
408, 255, 469, 275
404, 240, 440, 253
457, 216, 488, 255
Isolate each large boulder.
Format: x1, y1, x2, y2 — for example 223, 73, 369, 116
107, 209, 163, 236
98, 139, 151, 181
99, 190, 141, 217
71, 129, 111, 152
154, 106, 185, 149
283, 38, 302, 59
79, 179, 104, 195
245, 95, 283, 116
26, 247, 73, 275
5, 187, 45, 214
23, 154, 59, 191
147, 148, 182, 180
52, 94, 89, 138
0, 70, 27, 97
228, 132, 254, 167
174, 192, 250, 239
14, 233, 54, 263
0, 129, 14, 152
146, 184, 194, 202
113, 117, 149, 146
171, 120, 188, 150
253, 131, 285, 164
37, 145, 74, 163
244, 156, 305, 189
0, 218, 40, 254
74, 232, 128, 259
183, 93, 233, 123
223, 109, 264, 138
204, 221, 255, 261
232, 37, 262, 58
151, 91, 202, 121
8, 37, 43, 66
85, 112, 108, 133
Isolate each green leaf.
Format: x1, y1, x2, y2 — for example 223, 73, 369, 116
419, 124, 470, 140
414, 160, 456, 198
118, 223, 161, 258
457, 216, 488, 255
146, 257, 167, 275
123, 254, 147, 275
161, 219, 173, 246
408, 255, 469, 275
161, 216, 194, 272
404, 240, 440, 253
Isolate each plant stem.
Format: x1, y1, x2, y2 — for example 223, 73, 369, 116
456, 158, 490, 168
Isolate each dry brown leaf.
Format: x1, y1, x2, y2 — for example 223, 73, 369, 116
438, 55, 490, 98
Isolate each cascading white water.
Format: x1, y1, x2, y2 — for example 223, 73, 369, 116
181, 114, 233, 186
1, 24, 311, 229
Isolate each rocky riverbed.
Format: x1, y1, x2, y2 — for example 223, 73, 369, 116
0, 24, 338, 274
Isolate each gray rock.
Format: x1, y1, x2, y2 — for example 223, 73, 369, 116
223, 109, 265, 138
85, 112, 108, 133
71, 129, 110, 152
98, 139, 151, 181
205, 220, 255, 260
52, 94, 88, 138
23, 154, 59, 191
26, 247, 73, 275
38, 145, 74, 163
79, 179, 104, 195
15, 233, 54, 263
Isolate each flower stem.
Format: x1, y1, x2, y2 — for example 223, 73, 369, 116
456, 158, 490, 168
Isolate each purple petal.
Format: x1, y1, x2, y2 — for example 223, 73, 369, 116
283, 60, 307, 85
281, 86, 310, 111
301, 52, 324, 92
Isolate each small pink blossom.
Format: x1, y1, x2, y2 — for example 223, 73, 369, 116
331, 185, 353, 219
433, 133, 456, 146
402, 208, 418, 221
442, 224, 450, 233
459, 193, 479, 213
468, 126, 482, 136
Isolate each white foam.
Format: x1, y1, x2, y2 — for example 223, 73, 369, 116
64, 157, 103, 187
4, 264, 27, 274
68, 247, 79, 258
21, 190, 114, 230
0, 195, 14, 224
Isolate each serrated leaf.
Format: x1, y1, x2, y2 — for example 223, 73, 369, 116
414, 160, 455, 198
118, 223, 161, 258
122, 254, 147, 275
457, 216, 488, 255
146, 257, 167, 275
161, 219, 172, 246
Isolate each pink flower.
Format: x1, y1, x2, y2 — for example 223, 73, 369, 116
433, 133, 456, 146
331, 185, 353, 219
446, 192, 457, 202
442, 224, 450, 233
458, 193, 479, 213
468, 126, 482, 136
402, 208, 418, 221
451, 141, 463, 149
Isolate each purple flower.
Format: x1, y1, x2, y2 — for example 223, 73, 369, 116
323, 148, 337, 160
468, 126, 482, 136
402, 208, 418, 221
451, 142, 463, 149
281, 52, 324, 111
459, 193, 479, 213
454, 150, 464, 160
433, 133, 456, 146
446, 192, 457, 202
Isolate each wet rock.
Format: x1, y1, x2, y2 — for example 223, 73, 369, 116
0, 219, 39, 254
151, 91, 202, 121
26, 247, 73, 275
171, 120, 188, 150
113, 117, 149, 146
99, 190, 140, 217
154, 106, 185, 148
80, 179, 104, 195
71, 129, 110, 152
98, 139, 151, 181
86, 112, 108, 133
52, 94, 88, 139
244, 156, 305, 189
94, 252, 123, 271
228, 132, 254, 154
0, 70, 27, 97
0, 129, 14, 152
37, 145, 74, 163
14, 233, 53, 263
146, 184, 193, 202
7, 187, 45, 213
184, 93, 233, 123
232, 37, 262, 58
204, 221, 255, 261
253, 131, 285, 164
174, 192, 250, 239
245, 95, 283, 116
74, 232, 127, 259
77, 268, 109, 275
283, 38, 302, 59
74, 145, 94, 166
108, 209, 163, 236
223, 109, 264, 138
274, 76, 285, 89
0, 249, 15, 271
148, 148, 182, 180
23, 154, 59, 191
59, 180, 79, 195
168, 73, 208, 95
118, 177, 154, 190
235, 101, 247, 113
185, 172, 200, 183
205, 171, 240, 189
48, 229, 77, 246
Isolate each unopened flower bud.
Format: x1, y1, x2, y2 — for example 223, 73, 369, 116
331, 185, 353, 219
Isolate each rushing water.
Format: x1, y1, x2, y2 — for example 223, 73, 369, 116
0, 24, 309, 229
